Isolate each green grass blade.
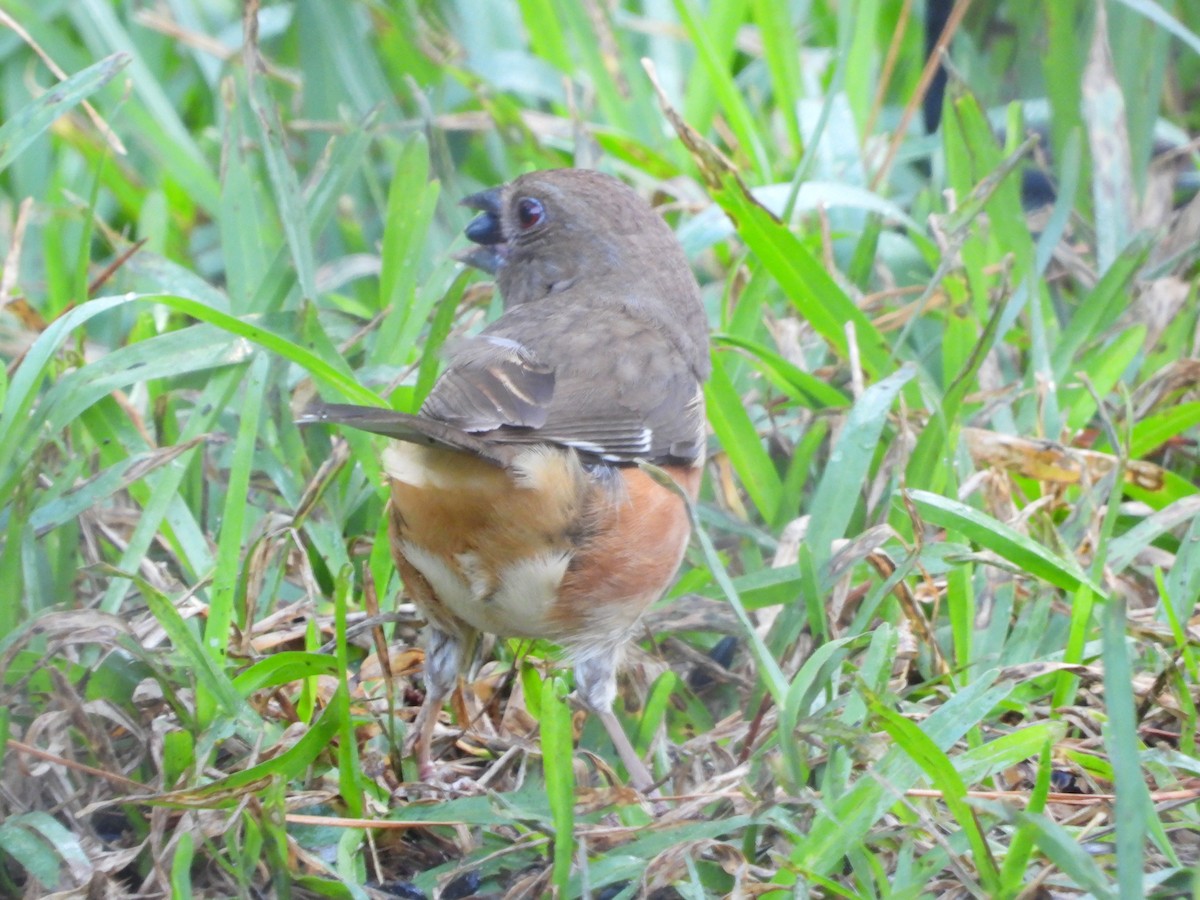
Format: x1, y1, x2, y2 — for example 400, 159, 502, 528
705, 353, 782, 523
806, 364, 913, 570
0, 51, 129, 173
909, 490, 1106, 598
870, 703, 1000, 893
540, 673, 575, 891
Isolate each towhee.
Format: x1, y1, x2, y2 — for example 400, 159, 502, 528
304, 168, 709, 792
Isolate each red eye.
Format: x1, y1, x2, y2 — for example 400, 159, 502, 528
516, 197, 544, 230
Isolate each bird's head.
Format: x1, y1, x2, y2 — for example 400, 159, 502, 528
459, 169, 679, 305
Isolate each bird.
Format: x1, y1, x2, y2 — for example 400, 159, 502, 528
302, 168, 710, 792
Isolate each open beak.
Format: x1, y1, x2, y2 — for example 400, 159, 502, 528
454, 245, 505, 274
461, 187, 504, 245
458, 187, 506, 273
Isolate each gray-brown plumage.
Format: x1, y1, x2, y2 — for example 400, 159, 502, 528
304, 169, 709, 794
316, 169, 708, 464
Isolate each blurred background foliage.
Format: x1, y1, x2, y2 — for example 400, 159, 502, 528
1, 0, 1199, 896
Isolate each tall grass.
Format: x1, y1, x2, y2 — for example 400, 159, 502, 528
1, 1, 1198, 896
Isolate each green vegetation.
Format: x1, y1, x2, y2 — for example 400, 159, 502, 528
1, 1, 1199, 896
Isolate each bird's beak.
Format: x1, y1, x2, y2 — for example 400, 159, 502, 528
454, 245, 505, 274
462, 187, 504, 246
461, 187, 502, 214
459, 187, 506, 273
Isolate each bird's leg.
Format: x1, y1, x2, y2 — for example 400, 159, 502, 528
574, 655, 656, 794
409, 626, 464, 782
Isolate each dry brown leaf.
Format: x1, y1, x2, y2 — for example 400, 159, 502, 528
1082, 2, 1135, 264
963, 427, 1165, 491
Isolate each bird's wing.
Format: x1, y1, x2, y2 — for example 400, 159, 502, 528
503, 370, 705, 463
419, 334, 554, 432
307, 291, 706, 466
422, 299, 706, 465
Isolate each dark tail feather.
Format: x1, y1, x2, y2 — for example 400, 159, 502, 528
297, 402, 511, 466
